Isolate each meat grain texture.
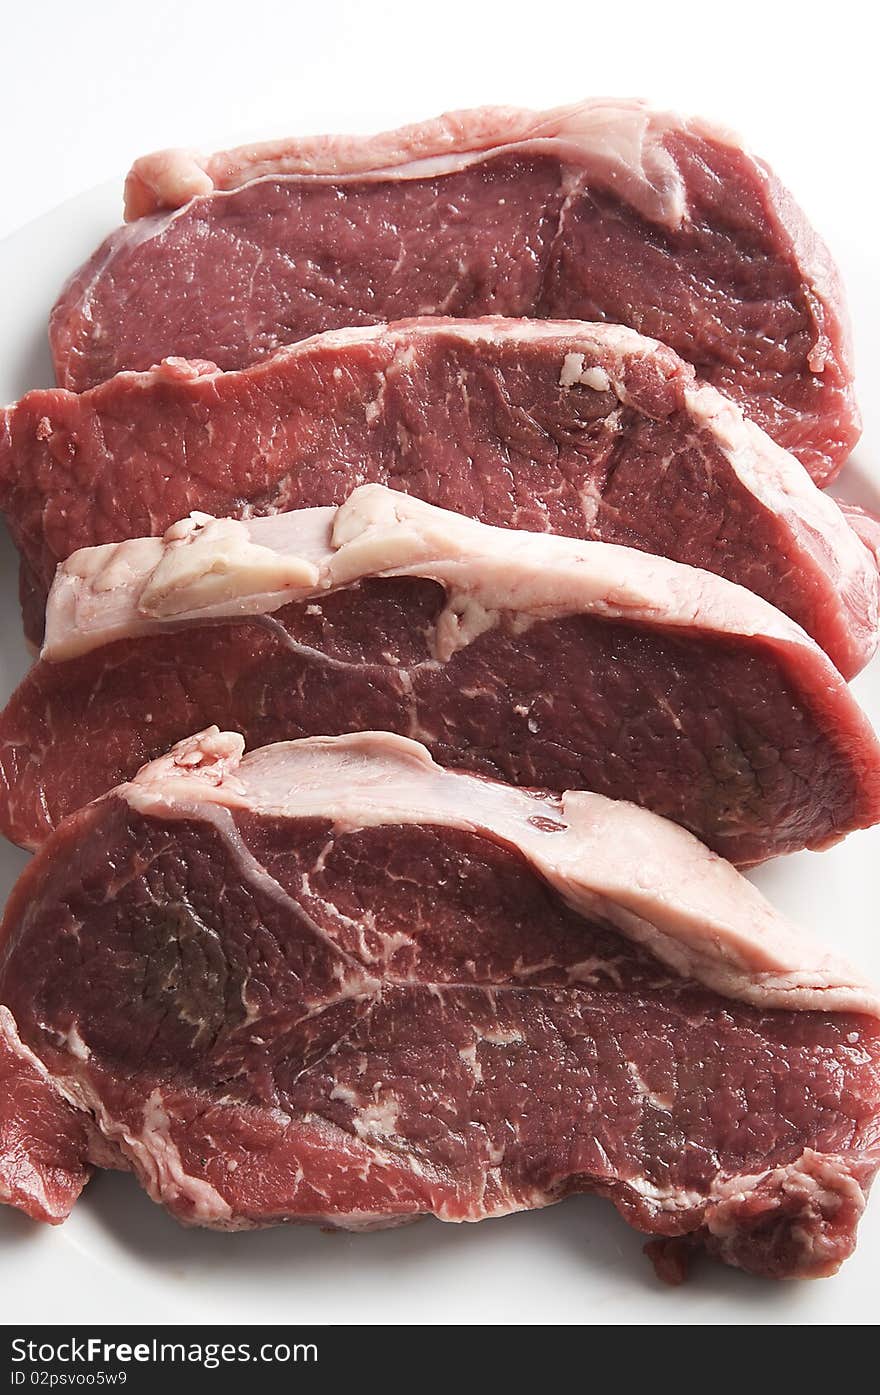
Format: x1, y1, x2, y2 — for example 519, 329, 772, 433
1, 730, 879, 1281
2, 95, 879, 1294
2, 487, 879, 863
49, 101, 858, 483
2, 320, 874, 667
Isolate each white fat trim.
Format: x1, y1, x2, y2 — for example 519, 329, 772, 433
0, 1005, 58, 1088
269, 316, 663, 362
122, 729, 880, 1017
45, 482, 810, 664
62, 1022, 91, 1062
55, 1067, 235, 1224
138, 516, 319, 618
128, 1089, 233, 1221
132, 99, 740, 231
431, 594, 504, 661
0, 1024, 230, 1224
559, 352, 612, 392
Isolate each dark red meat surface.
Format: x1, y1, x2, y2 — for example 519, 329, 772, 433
1, 796, 878, 1280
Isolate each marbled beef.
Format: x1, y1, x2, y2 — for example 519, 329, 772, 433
2, 321, 873, 665
3, 486, 879, 863
49, 101, 858, 484
1, 729, 878, 1280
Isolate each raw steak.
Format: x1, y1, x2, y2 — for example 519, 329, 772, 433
3, 485, 879, 864
843, 503, 880, 570
1, 728, 878, 1280
3, 320, 874, 669
49, 101, 858, 483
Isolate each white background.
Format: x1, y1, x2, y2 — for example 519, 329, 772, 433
0, 0, 879, 1326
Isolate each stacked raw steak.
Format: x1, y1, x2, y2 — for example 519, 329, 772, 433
1, 486, 878, 863
51, 100, 857, 482
2, 729, 879, 1280
1, 320, 875, 670
1, 99, 879, 1283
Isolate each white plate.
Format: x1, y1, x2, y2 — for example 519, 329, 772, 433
1, 184, 879, 1328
